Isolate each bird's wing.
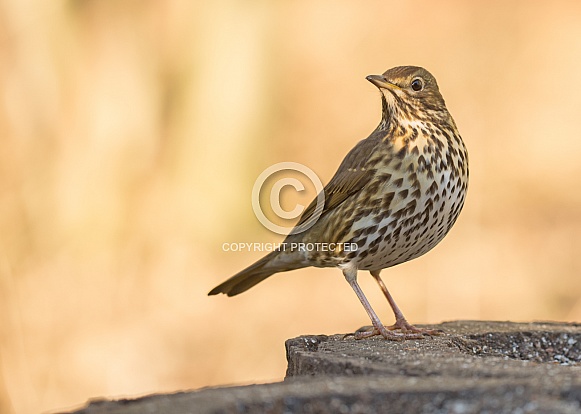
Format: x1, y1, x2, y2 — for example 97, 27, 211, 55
295, 135, 382, 228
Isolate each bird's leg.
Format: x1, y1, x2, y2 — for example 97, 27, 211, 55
342, 268, 423, 340
370, 270, 442, 336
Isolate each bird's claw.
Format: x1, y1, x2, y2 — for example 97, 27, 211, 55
387, 319, 444, 337
345, 325, 422, 341
347, 321, 443, 340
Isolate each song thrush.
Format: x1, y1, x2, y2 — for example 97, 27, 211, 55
209, 66, 468, 340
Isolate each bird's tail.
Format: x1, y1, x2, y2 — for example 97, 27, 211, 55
208, 251, 292, 297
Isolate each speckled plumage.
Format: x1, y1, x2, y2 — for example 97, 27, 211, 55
209, 66, 468, 340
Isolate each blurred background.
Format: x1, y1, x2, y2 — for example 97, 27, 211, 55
2, 1, 581, 413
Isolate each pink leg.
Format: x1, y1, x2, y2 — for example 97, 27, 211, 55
369, 270, 443, 336
342, 268, 423, 340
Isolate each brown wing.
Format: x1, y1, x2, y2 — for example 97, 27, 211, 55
295, 133, 383, 228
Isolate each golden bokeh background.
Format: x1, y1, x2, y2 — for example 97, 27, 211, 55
2, 1, 581, 413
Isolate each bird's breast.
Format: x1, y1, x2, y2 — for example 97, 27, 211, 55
309, 123, 468, 271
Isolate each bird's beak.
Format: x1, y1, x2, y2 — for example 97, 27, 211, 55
366, 75, 399, 90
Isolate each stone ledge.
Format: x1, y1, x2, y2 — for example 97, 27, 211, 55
62, 321, 581, 414
285, 320, 581, 377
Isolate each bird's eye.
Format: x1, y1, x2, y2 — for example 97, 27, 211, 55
411, 78, 424, 91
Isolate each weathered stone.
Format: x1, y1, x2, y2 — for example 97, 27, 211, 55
62, 321, 581, 414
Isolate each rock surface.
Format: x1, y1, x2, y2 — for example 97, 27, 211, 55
62, 321, 581, 414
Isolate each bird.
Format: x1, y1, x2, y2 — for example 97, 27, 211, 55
209, 66, 468, 340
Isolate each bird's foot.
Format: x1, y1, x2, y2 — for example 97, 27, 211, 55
347, 319, 443, 340
347, 325, 424, 341
387, 318, 444, 336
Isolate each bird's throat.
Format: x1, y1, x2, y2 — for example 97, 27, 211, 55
379, 93, 393, 130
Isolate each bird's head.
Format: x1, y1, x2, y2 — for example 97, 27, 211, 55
367, 66, 448, 119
